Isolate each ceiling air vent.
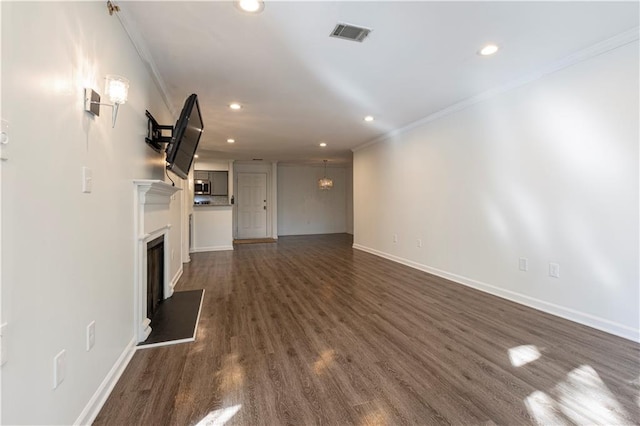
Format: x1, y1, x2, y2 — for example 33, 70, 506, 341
330, 23, 371, 42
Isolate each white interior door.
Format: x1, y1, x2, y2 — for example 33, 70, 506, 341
237, 172, 267, 239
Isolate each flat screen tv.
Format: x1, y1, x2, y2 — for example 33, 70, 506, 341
165, 94, 204, 179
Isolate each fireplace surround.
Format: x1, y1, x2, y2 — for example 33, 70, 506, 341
133, 180, 181, 342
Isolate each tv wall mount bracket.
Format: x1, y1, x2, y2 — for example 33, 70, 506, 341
145, 110, 173, 152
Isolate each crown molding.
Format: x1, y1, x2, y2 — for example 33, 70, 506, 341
353, 26, 640, 153
114, 3, 177, 117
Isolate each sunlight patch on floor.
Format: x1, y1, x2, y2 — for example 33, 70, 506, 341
508, 345, 541, 367
314, 349, 336, 375
195, 404, 242, 426
216, 354, 245, 393
359, 406, 388, 426
524, 390, 567, 425
525, 365, 630, 425
556, 365, 629, 424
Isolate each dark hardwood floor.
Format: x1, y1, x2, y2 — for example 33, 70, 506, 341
95, 234, 639, 425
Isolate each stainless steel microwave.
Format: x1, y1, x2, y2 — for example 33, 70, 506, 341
194, 180, 211, 195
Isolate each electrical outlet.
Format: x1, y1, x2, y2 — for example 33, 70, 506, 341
519, 258, 528, 271
393, 234, 398, 243
86, 321, 95, 351
549, 262, 560, 278
53, 350, 66, 389
417, 239, 422, 248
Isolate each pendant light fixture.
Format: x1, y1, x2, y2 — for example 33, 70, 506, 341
318, 159, 333, 190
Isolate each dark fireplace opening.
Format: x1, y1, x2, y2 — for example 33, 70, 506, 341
147, 235, 165, 321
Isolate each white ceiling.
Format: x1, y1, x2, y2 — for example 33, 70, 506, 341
120, 1, 639, 165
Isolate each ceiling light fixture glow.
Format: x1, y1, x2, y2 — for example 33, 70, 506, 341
364, 115, 374, 122
479, 44, 499, 56
318, 160, 333, 190
227, 139, 235, 143
319, 142, 327, 147
229, 103, 242, 110
237, 0, 264, 13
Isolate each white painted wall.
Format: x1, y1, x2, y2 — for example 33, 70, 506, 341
0, 2, 3, 418
194, 160, 230, 171
1, 2, 178, 423
353, 41, 639, 341
277, 164, 349, 236
167, 173, 184, 286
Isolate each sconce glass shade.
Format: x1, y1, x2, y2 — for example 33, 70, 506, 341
105, 75, 129, 105
84, 75, 130, 128
237, 0, 265, 13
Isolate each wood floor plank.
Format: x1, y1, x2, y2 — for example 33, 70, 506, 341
94, 234, 640, 425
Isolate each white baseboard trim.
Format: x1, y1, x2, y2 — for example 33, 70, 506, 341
74, 337, 137, 425
352, 243, 639, 343
170, 266, 183, 291
190, 245, 234, 253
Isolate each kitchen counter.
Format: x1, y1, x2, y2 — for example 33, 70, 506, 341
191, 205, 233, 252
193, 203, 232, 207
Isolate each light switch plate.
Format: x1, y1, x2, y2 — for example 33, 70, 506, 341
519, 258, 528, 271
53, 350, 66, 389
0, 323, 7, 366
549, 262, 560, 278
86, 321, 95, 351
82, 167, 93, 193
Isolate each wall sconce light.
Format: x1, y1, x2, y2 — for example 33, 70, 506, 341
84, 75, 130, 128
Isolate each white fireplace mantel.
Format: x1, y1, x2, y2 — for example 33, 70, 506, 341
133, 180, 181, 342
134, 179, 181, 205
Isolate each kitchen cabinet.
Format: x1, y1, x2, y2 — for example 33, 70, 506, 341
211, 171, 228, 196
194, 171, 209, 180
193, 169, 229, 201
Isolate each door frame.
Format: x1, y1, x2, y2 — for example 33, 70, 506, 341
232, 161, 278, 240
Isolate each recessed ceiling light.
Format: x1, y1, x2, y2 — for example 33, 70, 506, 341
229, 103, 242, 110
479, 44, 499, 56
319, 142, 327, 147
364, 115, 374, 122
194, 154, 199, 158
227, 139, 235, 143
236, 0, 264, 13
